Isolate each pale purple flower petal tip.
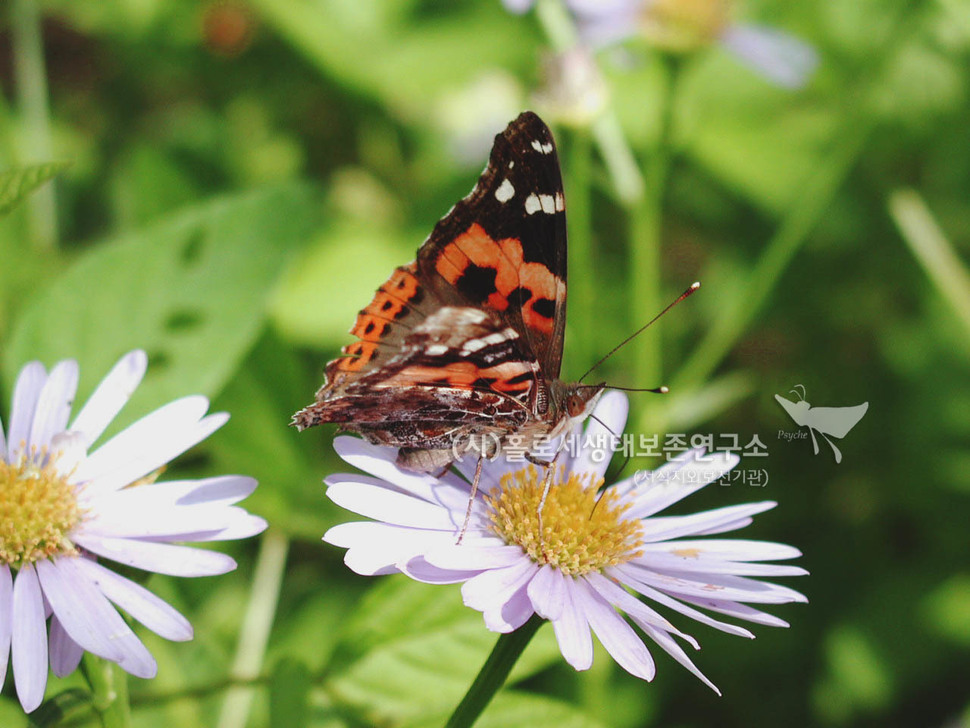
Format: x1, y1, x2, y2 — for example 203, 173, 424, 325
0, 351, 265, 712
325, 390, 806, 692
501, 0, 819, 89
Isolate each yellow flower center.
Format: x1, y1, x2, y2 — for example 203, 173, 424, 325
641, 0, 731, 52
0, 448, 82, 567
487, 466, 643, 576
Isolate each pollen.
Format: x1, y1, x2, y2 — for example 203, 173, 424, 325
0, 448, 83, 568
487, 466, 643, 576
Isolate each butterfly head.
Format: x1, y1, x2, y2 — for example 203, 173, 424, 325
552, 381, 607, 433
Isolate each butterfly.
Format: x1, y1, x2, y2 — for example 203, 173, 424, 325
293, 111, 604, 493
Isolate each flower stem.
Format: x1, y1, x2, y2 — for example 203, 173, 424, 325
889, 189, 970, 339
535, 0, 578, 49
81, 655, 131, 728
10, 0, 58, 250
565, 126, 595, 369
534, 0, 644, 206
445, 615, 544, 728
216, 530, 290, 728
632, 54, 681, 424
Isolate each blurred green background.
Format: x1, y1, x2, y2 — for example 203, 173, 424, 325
1, 0, 969, 726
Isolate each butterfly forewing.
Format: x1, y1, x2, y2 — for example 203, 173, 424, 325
417, 111, 567, 380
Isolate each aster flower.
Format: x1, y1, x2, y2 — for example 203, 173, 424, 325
0, 351, 266, 712
504, 0, 818, 89
324, 391, 806, 691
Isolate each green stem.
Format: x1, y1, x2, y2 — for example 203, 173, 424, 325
566, 127, 596, 369
534, 0, 644, 205
889, 188, 970, 339
534, 0, 578, 50
445, 615, 544, 728
11, 0, 57, 250
632, 54, 681, 403
81, 655, 131, 728
216, 530, 290, 728
590, 111, 645, 206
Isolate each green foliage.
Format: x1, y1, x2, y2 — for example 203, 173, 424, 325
3, 184, 321, 425
0, 161, 70, 218
1, 0, 969, 726
269, 659, 310, 728
27, 689, 90, 728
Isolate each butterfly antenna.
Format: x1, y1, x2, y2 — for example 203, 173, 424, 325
600, 384, 669, 394
790, 384, 807, 402
578, 282, 700, 384
590, 449, 634, 518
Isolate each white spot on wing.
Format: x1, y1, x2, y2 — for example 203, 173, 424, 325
449, 308, 488, 324
425, 344, 449, 356
495, 178, 515, 202
530, 139, 554, 154
463, 329, 519, 353
539, 194, 556, 214
555, 192, 565, 211
525, 193, 541, 215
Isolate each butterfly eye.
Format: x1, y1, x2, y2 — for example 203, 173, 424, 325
566, 394, 585, 418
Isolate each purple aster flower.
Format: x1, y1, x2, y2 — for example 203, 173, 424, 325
504, 0, 818, 89
323, 391, 806, 691
0, 351, 266, 712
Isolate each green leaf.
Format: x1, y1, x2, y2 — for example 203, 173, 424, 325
0, 161, 70, 218
812, 625, 893, 723
27, 688, 92, 728
270, 658, 311, 728
0, 698, 29, 728
464, 692, 608, 728
403, 691, 607, 728
207, 330, 335, 539
270, 221, 415, 347
328, 577, 562, 725
250, 0, 533, 120
922, 574, 970, 646
676, 58, 835, 216
3, 184, 322, 431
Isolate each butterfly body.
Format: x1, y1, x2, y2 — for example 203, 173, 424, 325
294, 112, 604, 473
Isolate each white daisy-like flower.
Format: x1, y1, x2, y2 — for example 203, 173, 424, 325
324, 391, 806, 691
0, 351, 266, 712
504, 0, 818, 89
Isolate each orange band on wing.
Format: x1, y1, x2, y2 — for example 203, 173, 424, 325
335, 340, 380, 372
349, 314, 391, 342
434, 223, 558, 335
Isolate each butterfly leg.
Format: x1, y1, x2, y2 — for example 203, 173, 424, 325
456, 455, 485, 545
526, 452, 560, 550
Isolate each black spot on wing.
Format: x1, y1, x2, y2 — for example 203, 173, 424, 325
505, 371, 535, 386
518, 235, 556, 265
505, 287, 533, 310
532, 297, 555, 319
456, 264, 498, 304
